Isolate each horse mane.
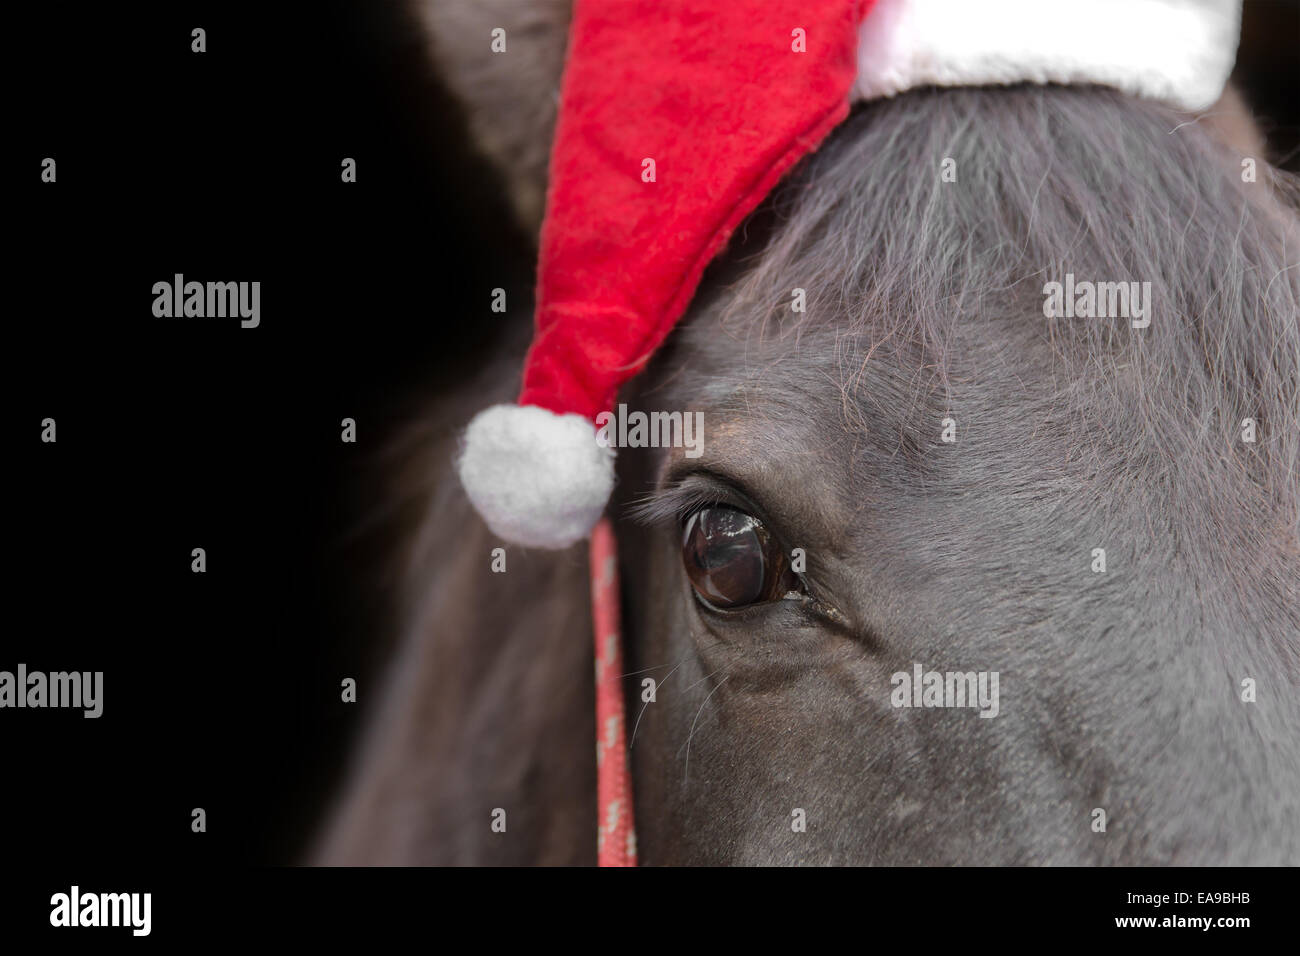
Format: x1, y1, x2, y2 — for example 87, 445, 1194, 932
722, 85, 1298, 508
311, 314, 598, 865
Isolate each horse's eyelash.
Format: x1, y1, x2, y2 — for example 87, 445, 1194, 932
627, 484, 732, 527
629, 469, 768, 527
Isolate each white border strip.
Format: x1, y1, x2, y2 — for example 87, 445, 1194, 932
853, 0, 1242, 112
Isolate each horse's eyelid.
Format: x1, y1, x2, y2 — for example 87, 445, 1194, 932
627, 485, 727, 527
629, 468, 764, 527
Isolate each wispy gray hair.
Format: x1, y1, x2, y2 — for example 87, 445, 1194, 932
717, 85, 1300, 538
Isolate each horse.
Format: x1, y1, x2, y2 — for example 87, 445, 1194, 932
312, 1, 1300, 865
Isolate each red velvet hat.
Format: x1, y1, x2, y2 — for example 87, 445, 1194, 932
457, 0, 1241, 548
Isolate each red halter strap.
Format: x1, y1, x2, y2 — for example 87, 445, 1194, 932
590, 517, 637, 866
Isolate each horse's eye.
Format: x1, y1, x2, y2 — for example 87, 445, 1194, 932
681, 506, 798, 610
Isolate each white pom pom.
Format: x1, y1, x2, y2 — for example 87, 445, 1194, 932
457, 404, 615, 549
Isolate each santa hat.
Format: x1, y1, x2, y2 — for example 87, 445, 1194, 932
457, 0, 1242, 549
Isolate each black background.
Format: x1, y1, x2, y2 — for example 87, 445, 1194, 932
9, 0, 535, 870
5, 0, 1299, 929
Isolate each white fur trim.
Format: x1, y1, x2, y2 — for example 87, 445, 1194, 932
854, 0, 1240, 112
457, 404, 615, 549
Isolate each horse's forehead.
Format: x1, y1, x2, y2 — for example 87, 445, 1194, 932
654, 304, 990, 464
647, 297, 1133, 561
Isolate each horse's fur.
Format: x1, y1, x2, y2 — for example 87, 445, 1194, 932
314, 5, 1300, 865
415, 0, 572, 235
616, 86, 1300, 864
